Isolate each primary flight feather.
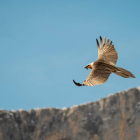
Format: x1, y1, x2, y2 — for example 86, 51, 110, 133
73, 36, 135, 87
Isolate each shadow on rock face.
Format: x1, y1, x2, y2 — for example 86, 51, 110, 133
83, 116, 103, 136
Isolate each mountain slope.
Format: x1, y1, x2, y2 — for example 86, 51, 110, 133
0, 87, 140, 140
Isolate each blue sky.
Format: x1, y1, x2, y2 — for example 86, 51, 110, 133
0, 0, 140, 110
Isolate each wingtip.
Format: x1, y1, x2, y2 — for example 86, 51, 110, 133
96, 39, 99, 47
73, 79, 83, 87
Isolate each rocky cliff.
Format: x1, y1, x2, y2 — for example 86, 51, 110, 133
0, 87, 140, 140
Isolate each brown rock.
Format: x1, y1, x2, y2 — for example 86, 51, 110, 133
0, 87, 140, 140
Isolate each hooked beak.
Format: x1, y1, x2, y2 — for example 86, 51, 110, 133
84, 65, 89, 70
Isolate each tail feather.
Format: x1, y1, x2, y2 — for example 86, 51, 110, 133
113, 67, 135, 78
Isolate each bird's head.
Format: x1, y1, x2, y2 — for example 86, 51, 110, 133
84, 62, 94, 69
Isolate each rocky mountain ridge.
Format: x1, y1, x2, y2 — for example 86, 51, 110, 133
0, 87, 140, 140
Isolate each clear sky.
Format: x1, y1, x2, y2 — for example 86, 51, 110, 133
0, 0, 140, 110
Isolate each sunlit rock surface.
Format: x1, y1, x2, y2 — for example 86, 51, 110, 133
0, 87, 140, 140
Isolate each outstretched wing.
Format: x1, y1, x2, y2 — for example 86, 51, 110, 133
96, 36, 118, 66
73, 62, 112, 86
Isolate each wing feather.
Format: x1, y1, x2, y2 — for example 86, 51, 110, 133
106, 38, 110, 46
83, 62, 112, 86
103, 37, 106, 47
100, 36, 103, 48
110, 41, 112, 46
96, 39, 100, 50
96, 37, 118, 66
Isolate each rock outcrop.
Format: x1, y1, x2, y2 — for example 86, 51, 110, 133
0, 87, 140, 140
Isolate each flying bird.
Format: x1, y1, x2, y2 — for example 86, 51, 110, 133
73, 36, 135, 87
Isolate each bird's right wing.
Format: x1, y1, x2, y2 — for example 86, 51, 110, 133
96, 36, 118, 66
73, 62, 112, 86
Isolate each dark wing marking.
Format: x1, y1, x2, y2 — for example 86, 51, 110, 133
73, 80, 84, 87
100, 36, 103, 48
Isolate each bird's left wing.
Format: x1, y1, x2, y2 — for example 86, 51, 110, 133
73, 62, 112, 86
96, 36, 118, 66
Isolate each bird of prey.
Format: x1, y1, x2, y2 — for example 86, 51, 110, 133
73, 36, 135, 87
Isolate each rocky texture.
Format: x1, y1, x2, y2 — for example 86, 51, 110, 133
0, 87, 140, 140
